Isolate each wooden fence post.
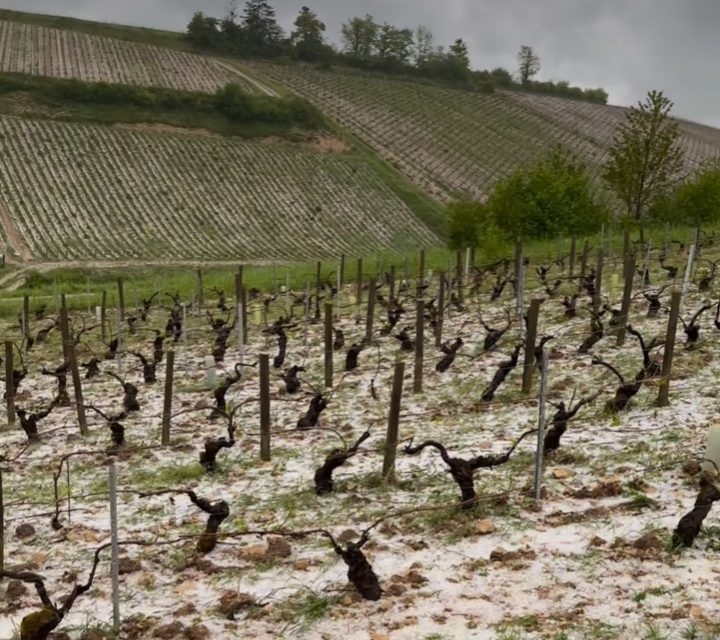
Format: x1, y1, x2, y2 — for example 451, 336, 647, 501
382, 361, 405, 483
616, 250, 636, 346
657, 290, 682, 407
100, 290, 107, 344
241, 286, 248, 344
413, 299, 424, 394
59, 294, 71, 363
569, 237, 577, 278
161, 350, 174, 445
355, 258, 363, 320
339, 254, 345, 288
22, 295, 29, 338
592, 249, 604, 312
324, 303, 333, 388
389, 265, 396, 303
514, 241, 523, 320
522, 298, 542, 393
117, 279, 125, 324
364, 280, 376, 345
436, 271, 445, 348
456, 249, 464, 304
67, 342, 88, 436
580, 240, 590, 282
418, 249, 426, 292
315, 261, 322, 321
5, 341, 14, 427
259, 352, 271, 462
197, 269, 204, 312
534, 351, 549, 500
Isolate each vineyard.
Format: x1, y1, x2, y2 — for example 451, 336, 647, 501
0, 19, 253, 94
248, 63, 720, 202
1, 237, 720, 639
0, 115, 438, 263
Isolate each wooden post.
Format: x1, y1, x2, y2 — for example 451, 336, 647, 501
59, 294, 71, 363
569, 237, 577, 278
117, 278, 125, 323
436, 270, 445, 348
534, 351, 549, 500
22, 295, 29, 338
100, 290, 107, 343
418, 249, 426, 292
413, 299, 424, 394
579, 240, 590, 281
364, 279, 376, 344
196, 269, 204, 312
235, 270, 242, 305
67, 342, 87, 436
592, 249, 604, 312
682, 244, 696, 301
161, 350, 174, 445
522, 298, 542, 393
315, 261, 322, 321
241, 286, 248, 344
324, 303, 333, 389
514, 241, 523, 320
355, 258, 363, 320
339, 254, 346, 289
259, 352, 271, 462
4, 341, 13, 427
389, 265, 396, 303
616, 250, 636, 346
657, 290, 682, 407
456, 249, 464, 303
622, 228, 630, 260
382, 361, 405, 483
108, 460, 120, 633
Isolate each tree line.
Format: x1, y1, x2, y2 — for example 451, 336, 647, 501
186, 1, 608, 103
450, 90, 720, 251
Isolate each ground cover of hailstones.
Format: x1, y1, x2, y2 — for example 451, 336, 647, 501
1, 246, 720, 640
248, 61, 720, 204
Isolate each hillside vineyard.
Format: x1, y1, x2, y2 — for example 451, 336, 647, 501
250, 63, 720, 202
0, 19, 248, 93
0, 116, 438, 261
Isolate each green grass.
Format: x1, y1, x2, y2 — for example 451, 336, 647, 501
0, 8, 190, 51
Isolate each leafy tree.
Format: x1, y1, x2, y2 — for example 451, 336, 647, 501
242, 0, 283, 56
341, 15, 378, 60
291, 6, 327, 61
448, 39, 470, 70
652, 161, 720, 228
413, 26, 435, 68
186, 12, 220, 49
376, 24, 414, 67
603, 90, 684, 233
517, 45, 540, 85
486, 149, 606, 240
448, 201, 485, 249
490, 67, 513, 88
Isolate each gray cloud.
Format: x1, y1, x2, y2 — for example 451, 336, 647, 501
2, 0, 719, 127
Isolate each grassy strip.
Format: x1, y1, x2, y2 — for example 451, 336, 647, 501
0, 8, 189, 51
0, 224, 700, 317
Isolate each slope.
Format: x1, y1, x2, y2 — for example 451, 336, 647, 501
248, 62, 720, 202
0, 116, 438, 263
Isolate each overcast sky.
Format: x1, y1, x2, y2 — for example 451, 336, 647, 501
2, 0, 718, 127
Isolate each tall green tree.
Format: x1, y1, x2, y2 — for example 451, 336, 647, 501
652, 161, 720, 228
291, 6, 327, 61
186, 12, 220, 49
603, 90, 684, 232
486, 149, 607, 240
341, 15, 378, 60
517, 45, 540, 85
448, 38, 470, 69
242, 0, 283, 55
376, 24, 414, 67
413, 26, 435, 68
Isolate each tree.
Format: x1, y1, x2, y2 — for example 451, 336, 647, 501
517, 45, 540, 85
485, 148, 607, 240
341, 15, 378, 60
652, 161, 720, 228
413, 26, 435, 68
186, 12, 220, 49
291, 6, 327, 61
448, 39, 470, 70
490, 67, 513, 87
448, 201, 486, 249
603, 90, 684, 233
376, 24, 414, 67
241, 0, 283, 56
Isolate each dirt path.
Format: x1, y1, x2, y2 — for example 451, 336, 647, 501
212, 60, 279, 97
0, 200, 32, 262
